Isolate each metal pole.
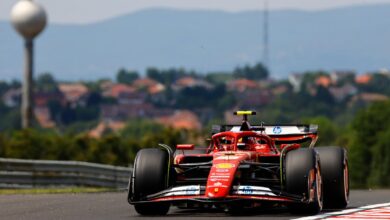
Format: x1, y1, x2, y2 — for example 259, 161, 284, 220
22, 38, 34, 129
263, 0, 269, 71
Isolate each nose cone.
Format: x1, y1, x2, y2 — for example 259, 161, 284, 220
207, 185, 229, 198
206, 160, 240, 198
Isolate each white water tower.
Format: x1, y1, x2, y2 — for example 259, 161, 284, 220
11, 0, 47, 128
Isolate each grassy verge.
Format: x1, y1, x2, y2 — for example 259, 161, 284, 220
0, 187, 118, 195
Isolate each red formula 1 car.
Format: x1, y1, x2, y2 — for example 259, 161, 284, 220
127, 111, 349, 215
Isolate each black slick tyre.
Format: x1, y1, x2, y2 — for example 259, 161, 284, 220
131, 148, 171, 215
134, 203, 170, 216
316, 147, 349, 209
285, 148, 323, 215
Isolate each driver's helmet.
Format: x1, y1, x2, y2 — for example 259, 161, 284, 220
218, 136, 234, 151
238, 136, 253, 150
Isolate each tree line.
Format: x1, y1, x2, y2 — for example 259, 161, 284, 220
0, 101, 389, 188
0, 119, 191, 166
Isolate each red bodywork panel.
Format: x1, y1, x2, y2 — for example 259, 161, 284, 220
176, 144, 195, 150
206, 151, 253, 198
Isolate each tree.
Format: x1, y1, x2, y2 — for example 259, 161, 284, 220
86, 92, 102, 106
233, 62, 268, 80
348, 101, 390, 187
116, 68, 139, 84
205, 72, 233, 84
368, 129, 390, 187
0, 107, 21, 131
146, 67, 162, 82
36, 72, 58, 92
146, 67, 188, 85
0, 81, 11, 97
315, 86, 335, 105
303, 116, 338, 146
120, 119, 164, 139
174, 85, 230, 109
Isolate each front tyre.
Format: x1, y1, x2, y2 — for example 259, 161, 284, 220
130, 148, 171, 215
134, 203, 170, 216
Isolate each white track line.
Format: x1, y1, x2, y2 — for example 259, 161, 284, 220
292, 202, 390, 220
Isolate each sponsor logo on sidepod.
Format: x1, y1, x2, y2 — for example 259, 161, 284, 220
241, 186, 254, 195
185, 186, 199, 195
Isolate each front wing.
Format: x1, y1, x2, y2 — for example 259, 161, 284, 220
129, 185, 305, 204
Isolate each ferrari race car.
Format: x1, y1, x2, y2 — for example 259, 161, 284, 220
127, 111, 349, 215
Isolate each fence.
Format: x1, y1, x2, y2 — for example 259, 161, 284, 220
0, 158, 132, 189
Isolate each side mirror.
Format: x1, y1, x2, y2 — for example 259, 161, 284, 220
280, 143, 300, 150
176, 144, 195, 150
280, 144, 289, 149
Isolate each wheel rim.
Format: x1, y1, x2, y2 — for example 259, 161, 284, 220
343, 163, 349, 202
316, 166, 323, 210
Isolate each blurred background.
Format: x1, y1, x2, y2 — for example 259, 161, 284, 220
0, 0, 389, 188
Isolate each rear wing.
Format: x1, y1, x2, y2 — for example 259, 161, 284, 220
212, 124, 318, 145
242, 124, 317, 136
213, 124, 318, 135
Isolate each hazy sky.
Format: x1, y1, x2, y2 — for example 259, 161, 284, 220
1, 0, 390, 24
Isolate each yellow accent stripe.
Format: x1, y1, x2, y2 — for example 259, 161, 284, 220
235, 111, 254, 115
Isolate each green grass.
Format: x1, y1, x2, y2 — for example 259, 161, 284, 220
0, 187, 118, 195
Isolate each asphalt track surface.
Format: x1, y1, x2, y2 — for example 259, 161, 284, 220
0, 190, 389, 220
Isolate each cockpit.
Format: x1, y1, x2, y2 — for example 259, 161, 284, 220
210, 131, 277, 153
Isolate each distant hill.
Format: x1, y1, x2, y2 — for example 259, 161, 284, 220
1, 5, 390, 80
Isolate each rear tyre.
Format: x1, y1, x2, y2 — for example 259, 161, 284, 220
285, 148, 323, 215
316, 147, 349, 209
131, 148, 171, 215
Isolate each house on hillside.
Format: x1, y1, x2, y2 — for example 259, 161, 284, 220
102, 83, 135, 98
33, 91, 65, 128
330, 71, 356, 84
355, 74, 373, 85
237, 89, 271, 108
34, 91, 65, 108
101, 79, 171, 122
101, 102, 174, 122
315, 75, 332, 88
271, 84, 289, 96
156, 110, 201, 130
100, 80, 114, 90
101, 103, 154, 121
2, 88, 21, 107
288, 73, 303, 92
349, 93, 388, 107
352, 93, 388, 102
34, 106, 55, 128
88, 121, 126, 138
172, 76, 213, 91
378, 68, 390, 78
58, 83, 90, 107
328, 84, 358, 102
117, 91, 147, 105
132, 78, 166, 103
227, 79, 259, 92
132, 78, 165, 94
